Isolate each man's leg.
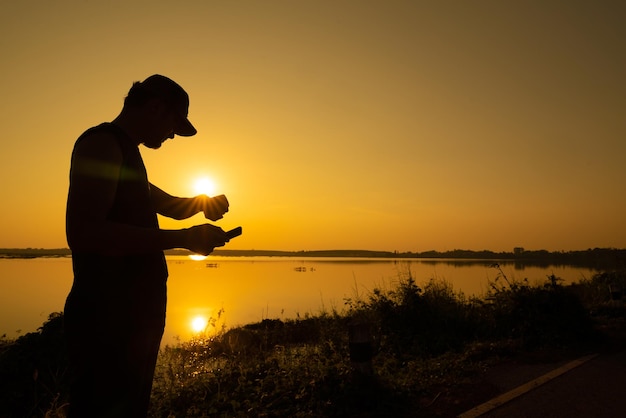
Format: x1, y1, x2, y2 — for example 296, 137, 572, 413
129, 325, 164, 416
66, 326, 135, 417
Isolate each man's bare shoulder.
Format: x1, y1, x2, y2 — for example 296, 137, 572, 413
72, 129, 123, 161
69, 129, 125, 181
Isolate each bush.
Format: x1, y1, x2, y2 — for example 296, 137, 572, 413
0, 313, 69, 417
484, 266, 596, 348
345, 271, 473, 358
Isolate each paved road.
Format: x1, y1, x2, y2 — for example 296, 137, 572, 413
458, 349, 626, 418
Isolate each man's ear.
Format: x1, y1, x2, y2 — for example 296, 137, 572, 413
146, 98, 168, 117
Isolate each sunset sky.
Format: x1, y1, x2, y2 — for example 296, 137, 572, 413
1, 0, 624, 252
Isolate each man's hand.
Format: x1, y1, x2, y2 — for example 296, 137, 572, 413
201, 194, 229, 221
185, 224, 229, 256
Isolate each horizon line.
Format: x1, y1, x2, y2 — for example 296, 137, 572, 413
1, 247, 625, 254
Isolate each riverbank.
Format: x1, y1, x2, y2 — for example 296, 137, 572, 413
1, 268, 624, 417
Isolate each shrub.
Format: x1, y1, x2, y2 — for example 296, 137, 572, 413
0, 313, 69, 417
485, 266, 596, 348
346, 270, 473, 358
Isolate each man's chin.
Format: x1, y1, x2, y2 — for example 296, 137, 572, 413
144, 141, 164, 150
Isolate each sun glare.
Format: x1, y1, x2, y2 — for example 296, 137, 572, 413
189, 254, 208, 261
191, 316, 208, 333
193, 176, 216, 196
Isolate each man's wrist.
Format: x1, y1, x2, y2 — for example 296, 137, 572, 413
159, 229, 187, 250
194, 195, 208, 215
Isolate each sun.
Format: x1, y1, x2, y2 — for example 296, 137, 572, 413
190, 316, 208, 333
193, 176, 216, 196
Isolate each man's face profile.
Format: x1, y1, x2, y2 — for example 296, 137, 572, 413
142, 100, 180, 149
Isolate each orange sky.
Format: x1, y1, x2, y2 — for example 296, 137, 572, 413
1, 1, 624, 252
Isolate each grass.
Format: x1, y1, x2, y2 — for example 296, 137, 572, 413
1, 267, 625, 417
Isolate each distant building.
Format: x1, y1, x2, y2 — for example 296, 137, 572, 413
513, 247, 525, 255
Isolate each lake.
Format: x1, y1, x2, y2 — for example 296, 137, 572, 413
0, 256, 598, 345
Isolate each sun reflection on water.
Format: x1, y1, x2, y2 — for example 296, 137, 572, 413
188, 254, 208, 261
190, 315, 208, 333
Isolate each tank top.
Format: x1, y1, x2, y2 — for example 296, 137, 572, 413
65, 123, 168, 331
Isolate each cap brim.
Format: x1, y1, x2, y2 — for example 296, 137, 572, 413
175, 118, 197, 137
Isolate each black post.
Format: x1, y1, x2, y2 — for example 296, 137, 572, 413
349, 320, 374, 375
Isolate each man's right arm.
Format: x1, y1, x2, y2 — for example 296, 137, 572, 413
65, 133, 225, 255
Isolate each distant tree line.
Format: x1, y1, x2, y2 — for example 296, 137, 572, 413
398, 248, 626, 269
0, 248, 72, 258
1, 247, 625, 270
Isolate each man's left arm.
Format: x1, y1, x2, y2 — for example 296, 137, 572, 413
150, 183, 229, 221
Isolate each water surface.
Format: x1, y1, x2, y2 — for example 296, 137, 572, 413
0, 256, 596, 345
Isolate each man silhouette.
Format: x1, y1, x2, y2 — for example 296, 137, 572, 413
64, 75, 229, 417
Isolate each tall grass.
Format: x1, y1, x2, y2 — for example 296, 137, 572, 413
1, 268, 624, 417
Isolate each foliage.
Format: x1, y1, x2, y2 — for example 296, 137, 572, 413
0, 313, 69, 418
345, 269, 473, 358
481, 264, 596, 348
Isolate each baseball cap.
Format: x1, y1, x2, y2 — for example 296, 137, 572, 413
139, 74, 197, 136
